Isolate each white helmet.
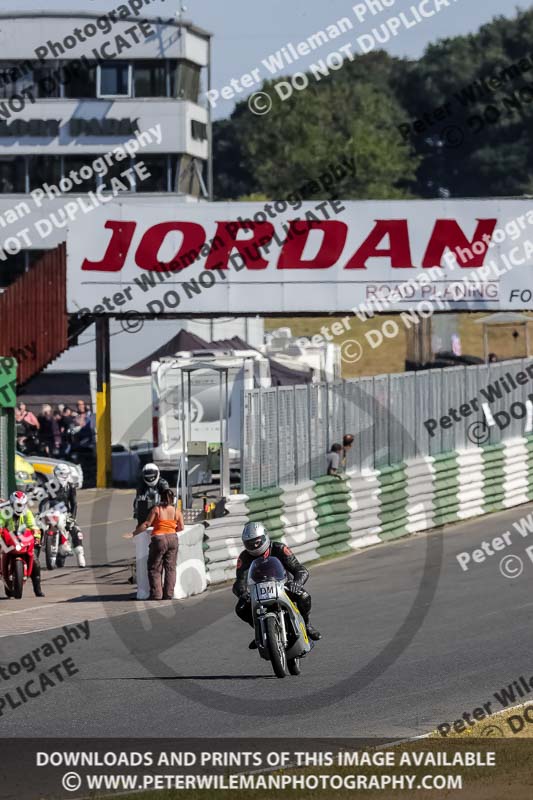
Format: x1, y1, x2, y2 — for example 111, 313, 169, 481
54, 463, 71, 487
242, 521, 270, 557
10, 491, 28, 516
142, 463, 160, 487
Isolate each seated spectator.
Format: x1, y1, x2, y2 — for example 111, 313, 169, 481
327, 443, 343, 477
342, 433, 354, 470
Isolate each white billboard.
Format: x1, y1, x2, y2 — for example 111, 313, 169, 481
66, 198, 533, 315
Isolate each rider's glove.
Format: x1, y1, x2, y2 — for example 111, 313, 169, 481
285, 580, 301, 595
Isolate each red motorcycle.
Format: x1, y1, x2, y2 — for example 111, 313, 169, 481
0, 527, 36, 599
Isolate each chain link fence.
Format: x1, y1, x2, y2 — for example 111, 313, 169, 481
241, 358, 533, 492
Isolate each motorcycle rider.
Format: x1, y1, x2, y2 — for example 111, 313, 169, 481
133, 463, 170, 525
233, 521, 321, 648
39, 464, 86, 567
0, 491, 44, 597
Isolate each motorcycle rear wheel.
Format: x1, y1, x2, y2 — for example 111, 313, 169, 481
265, 616, 287, 679
45, 535, 56, 570
13, 560, 24, 599
288, 657, 301, 676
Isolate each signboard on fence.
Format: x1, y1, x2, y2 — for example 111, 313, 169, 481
0, 357, 16, 408
66, 198, 533, 315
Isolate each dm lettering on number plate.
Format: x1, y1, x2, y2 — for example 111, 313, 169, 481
256, 582, 277, 600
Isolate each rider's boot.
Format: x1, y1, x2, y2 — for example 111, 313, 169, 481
249, 639, 258, 649
74, 545, 86, 568
31, 572, 45, 598
305, 621, 322, 641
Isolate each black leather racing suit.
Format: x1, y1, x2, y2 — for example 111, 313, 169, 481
39, 482, 82, 547
133, 478, 170, 525
232, 541, 312, 627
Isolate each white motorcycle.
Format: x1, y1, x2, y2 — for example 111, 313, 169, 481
248, 556, 313, 678
40, 509, 86, 569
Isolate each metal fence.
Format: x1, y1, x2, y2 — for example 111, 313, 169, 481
241, 358, 533, 492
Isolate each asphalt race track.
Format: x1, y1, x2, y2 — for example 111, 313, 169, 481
1, 489, 533, 739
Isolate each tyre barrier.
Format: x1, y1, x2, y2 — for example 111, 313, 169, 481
203, 435, 533, 583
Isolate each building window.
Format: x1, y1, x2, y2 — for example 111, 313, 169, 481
172, 154, 202, 197
33, 63, 61, 98
62, 61, 97, 99
134, 61, 167, 97
62, 156, 98, 192
0, 156, 26, 192
98, 62, 131, 97
191, 120, 207, 141
0, 62, 34, 99
28, 156, 61, 191
135, 155, 169, 192
170, 61, 201, 102
99, 157, 135, 192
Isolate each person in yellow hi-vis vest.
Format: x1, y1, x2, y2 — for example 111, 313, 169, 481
0, 491, 44, 597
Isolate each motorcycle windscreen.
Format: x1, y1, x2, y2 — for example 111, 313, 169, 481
248, 556, 286, 584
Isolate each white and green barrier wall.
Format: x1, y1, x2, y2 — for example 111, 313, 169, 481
203, 434, 533, 584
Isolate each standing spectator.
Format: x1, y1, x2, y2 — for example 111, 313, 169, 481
72, 400, 95, 450
38, 404, 61, 455
60, 406, 75, 455
15, 402, 39, 449
343, 433, 354, 469
132, 488, 183, 600
327, 443, 343, 477
488, 353, 499, 363
16, 402, 39, 432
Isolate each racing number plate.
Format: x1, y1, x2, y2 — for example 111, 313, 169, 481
255, 582, 277, 601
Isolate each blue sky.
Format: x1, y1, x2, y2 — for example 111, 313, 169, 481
4, 0, 527, 118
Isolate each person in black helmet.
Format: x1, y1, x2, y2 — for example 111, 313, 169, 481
133, 463, 170, 525
233, 521, 321, 648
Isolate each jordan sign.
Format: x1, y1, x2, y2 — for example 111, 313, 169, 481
66, 199, 533, 315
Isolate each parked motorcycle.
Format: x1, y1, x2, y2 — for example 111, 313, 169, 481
248, 556, 313, 678
0, 526, 36, 599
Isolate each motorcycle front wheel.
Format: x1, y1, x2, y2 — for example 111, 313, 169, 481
45, 535, 56, 570
13, 560, 24, 599
288, 657, 301, 676
265, 616, 287, 679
